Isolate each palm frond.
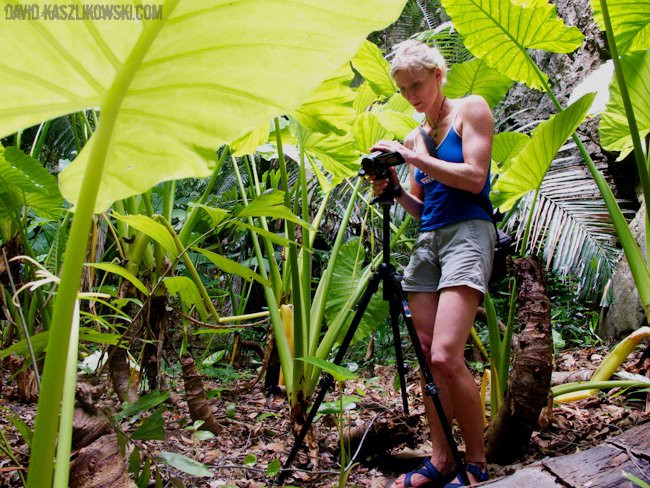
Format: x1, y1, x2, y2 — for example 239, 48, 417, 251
506, 150, 632, 303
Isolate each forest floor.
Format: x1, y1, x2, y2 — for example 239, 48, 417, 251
0, 344, 648, 487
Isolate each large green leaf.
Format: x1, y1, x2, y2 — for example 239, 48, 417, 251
444, 58, 513, 108
353, 112, 392, 153
163, 276, 208, 320
0, 146, 63, 219
230, 124, 270, 157
373, 109, 419, 140
441, 0, 584, 89
492, 93, 595, 210
292, 64, 356, 135
0, 0, 406, 213
324, 238, 388, 343
599, 49, 650, 159
353, 82, 379, 113
591, 0, 650, 55
351, 40, 396, 97
302, 130, 360, 185
491, 132, 530, 172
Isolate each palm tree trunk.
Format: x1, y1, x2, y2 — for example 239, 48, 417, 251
486, 256, 553, 464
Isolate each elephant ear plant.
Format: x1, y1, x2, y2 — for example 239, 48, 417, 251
0, 0, 407, 485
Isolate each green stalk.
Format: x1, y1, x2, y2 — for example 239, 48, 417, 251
298, 141, 311, 348
520, 186, 540, 257
245, 155, 282, 300
177, 147, 228, 246
162, 181, 175, 222
532, 54, 650, 320
274, 117, 305, 394
30, 120, 51, 159
68, 114, 81, 154
498, 279, 517, 392
156, 216, 220, 321
232, 155, 294, 398
551, 380, 649, 397
599, 0, 650, 211
14, 129, 21, 149
52, 301, 80, 488
309, 179, 362, 356
26, 5, 177, 485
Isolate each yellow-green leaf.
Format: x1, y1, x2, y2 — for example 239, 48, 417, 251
230, 125, 270, 157
292, 64, 356, 135
372, 109, 418, 140
599, 49, 650, 159
444, 58, 513, 108
591, 0, 650, 55
351, 40, 396, 97
441, 0, 584, 89
492, 93, 595, 211
491, 132, 530, 172
353, 112, 392, 153
0, 0, 407, 213
353, 82, 379, 113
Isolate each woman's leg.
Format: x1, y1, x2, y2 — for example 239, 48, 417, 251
393, 291, 457, 488
430, 285, 486, 478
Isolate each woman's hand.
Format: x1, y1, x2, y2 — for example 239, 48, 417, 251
371, 139, 416, 165
367, 166, 400, 197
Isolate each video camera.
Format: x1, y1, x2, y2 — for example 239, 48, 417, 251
358, 150, 405, 179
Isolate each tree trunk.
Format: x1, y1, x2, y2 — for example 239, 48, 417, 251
486, 256, 553, 464
69, 434, 134, 488
180, 354, 220, 434
108, 346, 139, 404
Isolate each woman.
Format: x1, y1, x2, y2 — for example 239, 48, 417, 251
369, 40, 495, 487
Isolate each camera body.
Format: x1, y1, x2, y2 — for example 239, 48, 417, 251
358, 150, 405, 179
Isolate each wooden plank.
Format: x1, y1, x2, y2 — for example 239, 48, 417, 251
542, 444, 650, 487
608, 423, 650, 458
482, 468, 563, 487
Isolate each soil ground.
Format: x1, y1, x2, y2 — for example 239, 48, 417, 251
0, 345, 648, 487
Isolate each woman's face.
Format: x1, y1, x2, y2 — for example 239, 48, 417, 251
394, 68, 440, 113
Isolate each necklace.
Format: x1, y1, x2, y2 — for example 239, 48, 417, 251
425, 96, 447, 142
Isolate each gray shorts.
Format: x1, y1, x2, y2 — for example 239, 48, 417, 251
402, 219, 496, 295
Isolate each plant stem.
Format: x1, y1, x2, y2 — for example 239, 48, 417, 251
26, 4, 177, 485
274, 117, 305, 395
599, 0, 650, 211
232, 154, 294, 396
520, 186, 540, 257
52, 300, 79, 488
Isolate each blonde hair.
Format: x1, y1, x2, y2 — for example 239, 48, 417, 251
389, 40, 447, 85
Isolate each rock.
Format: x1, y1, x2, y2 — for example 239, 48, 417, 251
599, 203, 647, 340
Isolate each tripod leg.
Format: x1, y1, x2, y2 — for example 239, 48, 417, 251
276, 271, 382, 485
386, 280, 410, 415
391, 280, 470, 486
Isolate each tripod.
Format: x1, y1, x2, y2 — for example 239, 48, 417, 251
276, 184, 469, 486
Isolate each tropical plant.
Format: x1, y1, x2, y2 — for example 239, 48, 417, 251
0, 1, 408, 485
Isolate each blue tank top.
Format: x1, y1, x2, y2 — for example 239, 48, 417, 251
414, 122, 492, 232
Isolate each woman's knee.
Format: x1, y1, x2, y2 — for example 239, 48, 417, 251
429, 350, 464, 378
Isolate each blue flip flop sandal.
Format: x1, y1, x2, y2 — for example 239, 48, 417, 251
401, 458, 457, 488
443, 462, 489, 487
